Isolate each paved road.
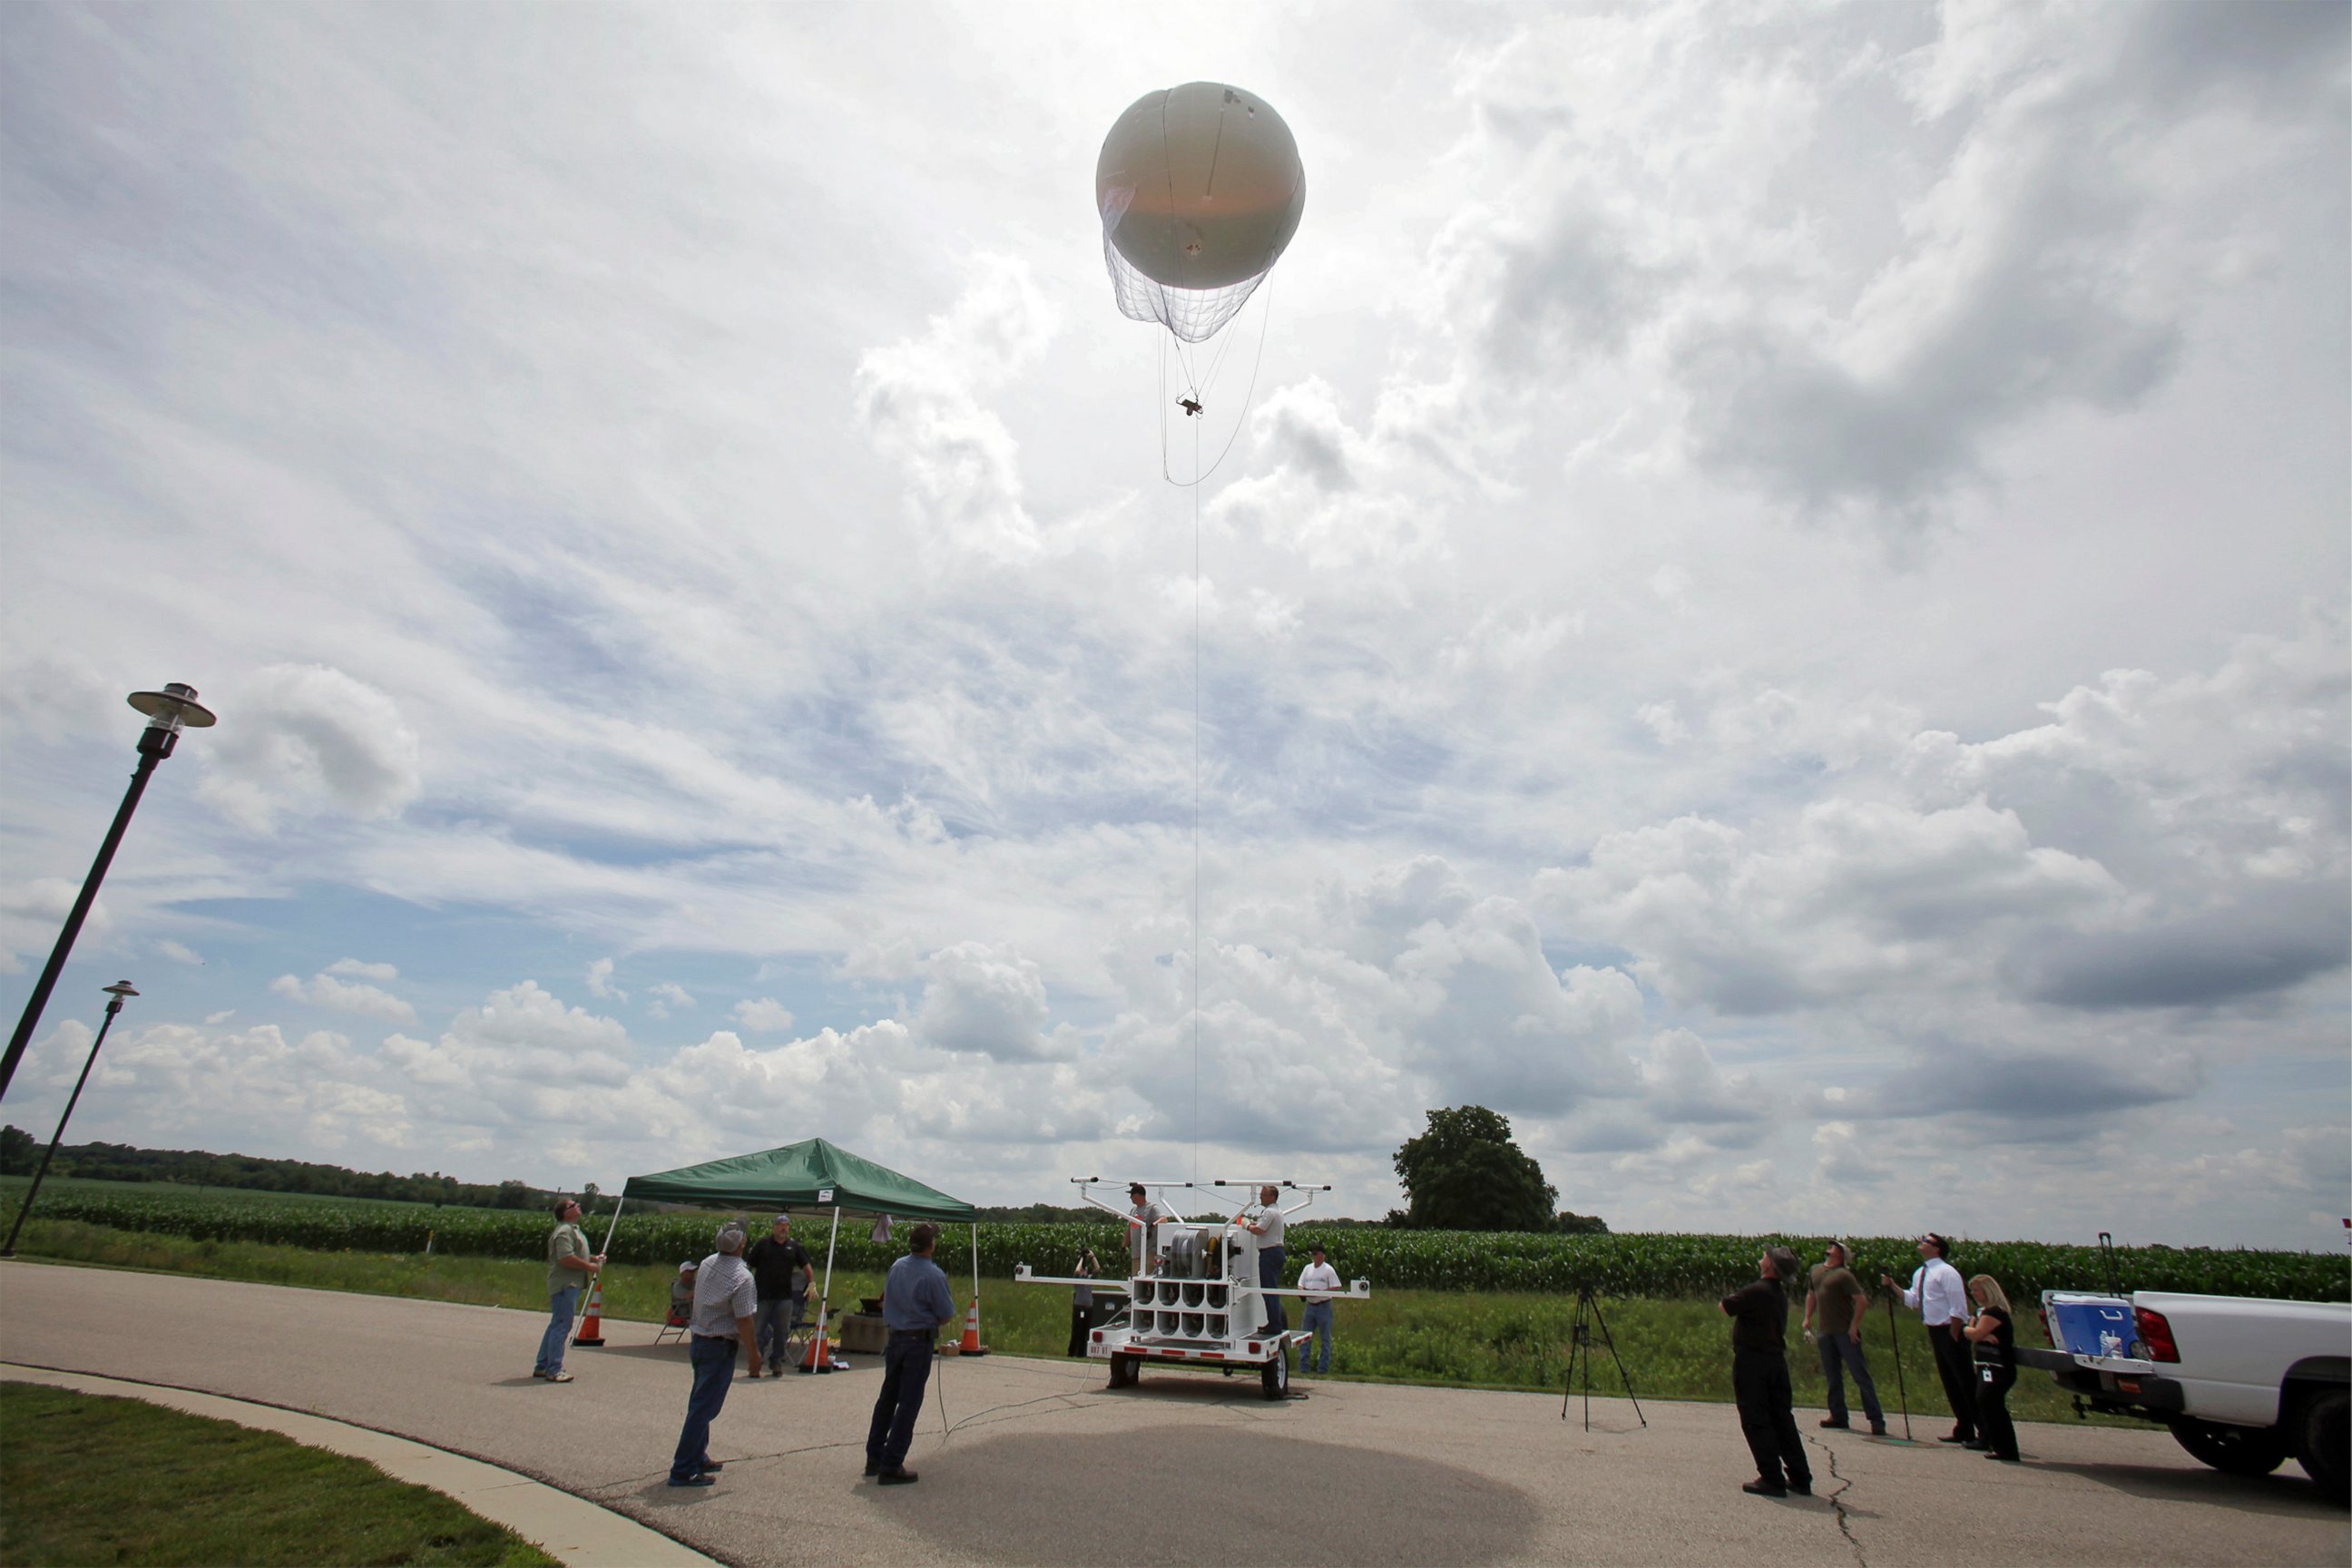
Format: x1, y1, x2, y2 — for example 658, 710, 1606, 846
2, 1265, 2342, 1567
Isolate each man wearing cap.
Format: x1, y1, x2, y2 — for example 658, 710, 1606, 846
866, 1222, 958, 1486
534, 1197, 603, 1383
1885, 1233, 1977, 1446
1295, 1242, 1340, 1376
747, 1214, 814, 1377
1236, 1184, 1289, 1335
1126, 1182, 1173, 1277
1721, 1245, 1812, 1497
668, 1222, 762, 1487
1804, 1242, 1885, 1436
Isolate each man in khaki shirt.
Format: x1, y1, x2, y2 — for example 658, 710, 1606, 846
534, 1197, 603, 1383
1803, 1241, 1884, 1436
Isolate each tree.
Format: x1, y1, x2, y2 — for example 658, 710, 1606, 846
1392, 1105, 1556, 1232
0, 1124, 34, 1177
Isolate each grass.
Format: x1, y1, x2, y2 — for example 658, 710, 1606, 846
5, 1218, 2128, 1427
0, 1383, 560, 1567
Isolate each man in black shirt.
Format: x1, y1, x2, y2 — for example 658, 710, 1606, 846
1720, 1245, 1812, 1497
746, 1215, 814, 1378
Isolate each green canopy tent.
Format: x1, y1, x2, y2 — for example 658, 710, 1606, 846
599, 1138, 980, 1357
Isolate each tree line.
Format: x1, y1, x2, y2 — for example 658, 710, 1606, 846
0, 1103, 1606, 1234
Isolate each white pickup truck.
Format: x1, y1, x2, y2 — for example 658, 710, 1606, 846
2024, 1289, 2348, 1504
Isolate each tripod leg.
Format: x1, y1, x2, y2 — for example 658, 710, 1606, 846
1588, 1291, 1646, 1427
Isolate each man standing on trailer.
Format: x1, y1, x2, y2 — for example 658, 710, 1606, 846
1804, 1241, 1886, 1436
1127, 1181, 1173, 1276
1884, 1233, 1977, 1447
866, 1222, 958, 1486
1237, 1184, 1289, 1335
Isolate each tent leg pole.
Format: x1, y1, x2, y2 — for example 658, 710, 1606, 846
575, 1190, 626, 1347
813, 1204, 840, 1368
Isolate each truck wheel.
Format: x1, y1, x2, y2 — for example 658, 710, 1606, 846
2294, 1387, 2347, 1504
1261, 1352, 1290, 1401
2170, 1416, 2288, 1477
1108, 1352, 1141, 1389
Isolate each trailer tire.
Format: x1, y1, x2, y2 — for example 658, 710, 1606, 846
2294, 1387, 2347, 1504
1109, 1352, 1141, 1389
1261, 1352, 1289, 1401
2170, 1415, 2288, 1477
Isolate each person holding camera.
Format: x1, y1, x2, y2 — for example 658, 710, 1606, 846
1722, 1245, 1812, 1497
1067, 1248, 1100, 1357
865, 1221, 958, 1486
1804, 1241, 1885, 1436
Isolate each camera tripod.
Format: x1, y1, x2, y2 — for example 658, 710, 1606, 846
1561, 1284, 1647, 1431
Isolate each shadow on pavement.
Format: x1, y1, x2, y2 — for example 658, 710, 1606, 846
2025, 1458, 2339, 1520
871, 1424, 1543, 1566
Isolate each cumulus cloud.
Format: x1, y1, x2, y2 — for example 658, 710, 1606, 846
158, 939, 204, 965
269, 969, 416, 1024
328, 956, 398, 982
732, 997, 794, 1033
197, 664, 421, 831
915, 942, 1065, 1062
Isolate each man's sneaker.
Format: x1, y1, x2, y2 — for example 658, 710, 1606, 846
1740, 1479, 1787, 1497
1818, 1417, 1848, 1428
1868, 1423, 1887, 1436
667, 1474, 716, 1488
878, 1467, 919, 1485
1788, 1481, 1813, 1495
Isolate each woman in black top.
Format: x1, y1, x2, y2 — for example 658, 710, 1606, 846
1963, 1274, 2021, 1461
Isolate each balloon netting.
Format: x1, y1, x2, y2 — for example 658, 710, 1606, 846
1103, 234, 1267, 345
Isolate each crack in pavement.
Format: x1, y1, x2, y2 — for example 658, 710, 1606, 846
1806, 1431, 1869, 1568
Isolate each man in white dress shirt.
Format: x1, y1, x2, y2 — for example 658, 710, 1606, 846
1884, 1231, 1977, 1446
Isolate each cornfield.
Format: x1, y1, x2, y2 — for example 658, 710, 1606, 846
5, 1183, 2340, 1304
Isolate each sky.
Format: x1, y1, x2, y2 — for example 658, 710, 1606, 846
1, 1, 2345, 1250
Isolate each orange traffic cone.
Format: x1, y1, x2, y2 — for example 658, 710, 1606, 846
956, 1294, 988, 1357
573, 1279, 606, 1348
799, 1315, 833, 1374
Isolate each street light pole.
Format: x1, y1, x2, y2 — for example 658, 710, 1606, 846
2, 980, 138, 1259
0, 683, 213, 1103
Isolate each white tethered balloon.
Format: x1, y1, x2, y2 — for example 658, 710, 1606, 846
1096, 83, 1305, 345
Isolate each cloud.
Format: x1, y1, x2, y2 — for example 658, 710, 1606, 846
327, 956, 397, 982
1865, 1045, 2204, 1123
914, 942, 1064, 1062
159, 939, 204, 965
852, 254, 1060, 562
2004, 879, 2350, 1009
732, 997, 794, 1034
584, 958, 627, 1002
269, 970, 416, 1024
650, 982, 695, 1008
197, 664, 421, 831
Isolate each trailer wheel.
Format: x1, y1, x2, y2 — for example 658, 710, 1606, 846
2294, 1387, 2347, 1504
2170, 1416, 2288, 1476
1109, 1352, 1140, 1389
1261, 1351, 1289, 1401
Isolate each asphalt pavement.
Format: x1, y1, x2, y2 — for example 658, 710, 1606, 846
2, 1263, 2342, 1567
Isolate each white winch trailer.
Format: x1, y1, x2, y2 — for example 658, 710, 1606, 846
1014, 1177, 1371, 1400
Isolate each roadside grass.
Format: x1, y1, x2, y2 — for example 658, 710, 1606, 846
0, 1382, 558, 1567
5, 1220, 2122, 1426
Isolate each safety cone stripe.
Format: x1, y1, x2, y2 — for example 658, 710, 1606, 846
573, 1279, 606, 1348
957, 1295, 987, 1356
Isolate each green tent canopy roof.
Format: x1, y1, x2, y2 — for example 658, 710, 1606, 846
619, 1138, 976, 1222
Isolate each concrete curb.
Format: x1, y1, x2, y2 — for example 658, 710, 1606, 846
0, 1362, 721, 1568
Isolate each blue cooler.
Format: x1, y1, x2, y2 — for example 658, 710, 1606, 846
2045, 1292, 2135, 1360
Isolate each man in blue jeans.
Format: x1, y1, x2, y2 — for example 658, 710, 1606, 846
865, 1222, 958, 1486
534, 1197, 602, 1383
1295, 1243, 1339, 1375
1804, 1241, 1886, 1436
669, 1222, 762, 1487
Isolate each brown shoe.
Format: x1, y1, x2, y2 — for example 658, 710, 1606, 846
878, 1467, 919, 1485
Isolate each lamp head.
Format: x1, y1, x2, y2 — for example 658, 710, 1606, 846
103, 981, 139, 999
128, 683, 215, 759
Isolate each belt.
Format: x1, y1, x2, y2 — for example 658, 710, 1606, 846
888, 1328, 935, 1340
691, 1334, 736, 1343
